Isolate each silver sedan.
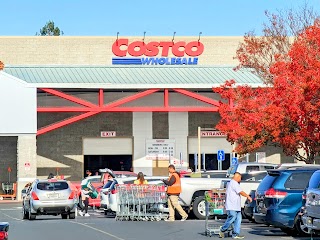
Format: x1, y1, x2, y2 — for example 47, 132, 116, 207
22, 179, 77, 220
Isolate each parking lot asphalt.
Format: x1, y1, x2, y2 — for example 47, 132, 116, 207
0, 202, 317, 240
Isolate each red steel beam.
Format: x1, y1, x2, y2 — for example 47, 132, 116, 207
37, 111, 100, 136
99, 89, 104, 107
104, 107, 219, 112
40, 88, 97, 108
101, 89, 160, 109
38, 107, 95, 112
164, 89, 169, 108
173, 89, 220, 107
38, 106, 219, 112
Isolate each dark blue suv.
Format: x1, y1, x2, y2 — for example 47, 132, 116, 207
254, 166, 320, 236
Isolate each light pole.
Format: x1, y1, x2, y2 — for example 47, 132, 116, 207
197, 126, 201, 172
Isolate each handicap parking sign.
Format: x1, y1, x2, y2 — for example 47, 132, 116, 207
217, 150, 225, 161
232, 157, 238, 165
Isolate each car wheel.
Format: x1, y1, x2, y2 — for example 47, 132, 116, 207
294, 215, 310, 236
61, 213, 68, 219
192, 196, 206, 220
69, 212, 75, 219
104, 210, 108, 215
28, 205, 36, 220
22, 206, 29, 219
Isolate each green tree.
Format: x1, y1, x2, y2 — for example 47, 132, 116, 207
36, 21, 63, 36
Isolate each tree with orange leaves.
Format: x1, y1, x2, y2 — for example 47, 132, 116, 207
215, 22, 320, 164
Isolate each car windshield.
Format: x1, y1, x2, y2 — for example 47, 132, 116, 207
37, 182, 69, 191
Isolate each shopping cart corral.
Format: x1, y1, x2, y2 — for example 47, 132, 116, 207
205, 189, 232, 237
115, 184, 168, 221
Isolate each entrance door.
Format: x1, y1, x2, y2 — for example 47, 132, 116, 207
188, 153, 231, 171
83, 138, 133, 176
84, 155, 132, 175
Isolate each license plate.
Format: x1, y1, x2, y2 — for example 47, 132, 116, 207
47, 193, 59, 199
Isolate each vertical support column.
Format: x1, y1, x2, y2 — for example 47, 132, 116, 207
169, 112, 188, 170
17, 134, 37, 200
133, 112, 152, 176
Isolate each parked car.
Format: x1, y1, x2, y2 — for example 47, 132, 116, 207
254, 166, 320, 236
301, 170, 320, 235
101, 176, 167, 215
0, 222, 9, 240
22, 179, 77, 220
72, 169, 137, 209
182, 170, 228, 178
227, 162, 278, 177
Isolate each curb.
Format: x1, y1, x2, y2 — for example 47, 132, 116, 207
0, 200, 22, 204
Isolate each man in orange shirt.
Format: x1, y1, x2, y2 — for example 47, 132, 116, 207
162, 164, 188, 222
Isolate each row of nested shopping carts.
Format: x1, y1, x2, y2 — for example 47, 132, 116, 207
115, 184, 168, 221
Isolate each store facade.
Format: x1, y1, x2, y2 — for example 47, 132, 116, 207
0, 36, 293, 197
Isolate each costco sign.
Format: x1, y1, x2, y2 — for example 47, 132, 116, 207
112, 39, 204, 65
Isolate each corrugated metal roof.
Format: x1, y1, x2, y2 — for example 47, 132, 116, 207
3, 65, 262, 87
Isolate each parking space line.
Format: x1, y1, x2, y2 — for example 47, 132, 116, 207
0, 211, 23, 221
70, 221, 125, 240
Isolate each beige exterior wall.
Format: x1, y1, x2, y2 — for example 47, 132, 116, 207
0, 36, 242, 66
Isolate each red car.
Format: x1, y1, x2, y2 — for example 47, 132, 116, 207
0, 222, 9, 240
72, 169, 137, 208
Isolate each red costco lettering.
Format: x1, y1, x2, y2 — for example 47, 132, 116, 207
112, 39, 204, 57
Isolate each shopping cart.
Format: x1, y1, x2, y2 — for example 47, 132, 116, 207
115, 184, 168, 221
204, 189, 232, 237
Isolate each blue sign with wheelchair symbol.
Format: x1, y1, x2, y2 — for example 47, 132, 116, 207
217, 150, 225, 161
232, 157, 238, 165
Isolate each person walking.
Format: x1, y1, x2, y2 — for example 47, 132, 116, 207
162, 164, 188, 222
219, 172, 252, 239
79, 179, 91, 217
134, 172, 148, 184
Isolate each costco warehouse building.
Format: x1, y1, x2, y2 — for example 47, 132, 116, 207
0, 36, 293, 197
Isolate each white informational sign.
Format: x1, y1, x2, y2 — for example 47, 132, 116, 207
24, 162, 31, 171
146, 139, 175, 160
256, 152, 266, 163
201, 131, 227, 137
101, 131, 116, 137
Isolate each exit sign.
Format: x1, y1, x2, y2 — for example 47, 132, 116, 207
101, 131, 116, 137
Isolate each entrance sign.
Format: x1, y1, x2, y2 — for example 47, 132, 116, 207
146, 139, 175, 160
217, 150, 225, 161
101, 131, 116, 137
112, 39, 204, 65
201, 131, 227, 137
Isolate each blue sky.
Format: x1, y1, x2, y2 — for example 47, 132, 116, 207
0, 0, 319, 36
